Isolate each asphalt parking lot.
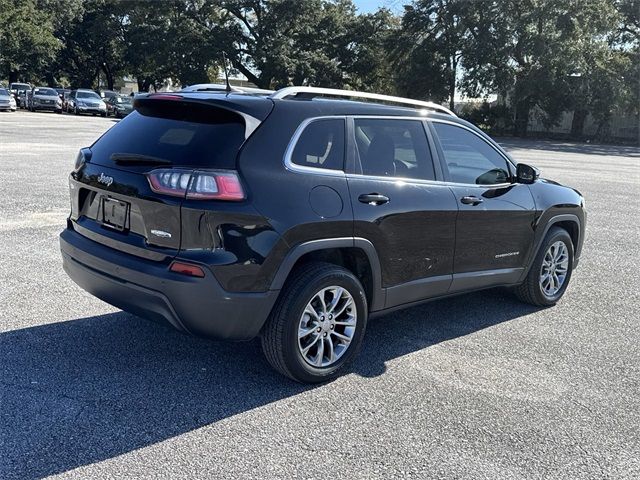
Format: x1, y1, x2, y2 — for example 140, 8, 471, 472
1, 110, 639, 479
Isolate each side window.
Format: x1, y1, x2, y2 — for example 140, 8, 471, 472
354, 118, 435, 181
432, 122, 511, 185
291, 118, 345, 171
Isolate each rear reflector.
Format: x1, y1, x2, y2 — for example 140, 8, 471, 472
147, 169, 245, 201
169, 261, 205, 277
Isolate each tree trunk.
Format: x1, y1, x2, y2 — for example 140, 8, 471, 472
9, 71, 19, 84
448, 56, 457, 111
570, 109, 588, 138
45, 72, 56, 88
136, 77, 152, 93
232, 60, 266, 89
514, 100, 531, 137
102, 64, 114, 91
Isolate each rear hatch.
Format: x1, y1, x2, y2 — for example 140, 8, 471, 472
68, 94, 271, 262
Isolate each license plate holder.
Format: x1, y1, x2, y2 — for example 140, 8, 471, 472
101, 197, 129, 231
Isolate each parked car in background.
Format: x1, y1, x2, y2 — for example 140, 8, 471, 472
61, 90, 73, 112
27, 87, 63, 113
16, 88, 30, 108
55, 88, 71, 102
0, 88, 17, 111
9, 82, 30, 98
105, 95, 133, 118
98, 90, 118, 101
67, 89, 107, 116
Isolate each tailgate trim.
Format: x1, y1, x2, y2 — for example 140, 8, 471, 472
73, 219, 170, 261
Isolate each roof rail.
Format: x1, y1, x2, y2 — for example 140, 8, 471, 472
270, 86, 456, 116
180, 83, 275, 95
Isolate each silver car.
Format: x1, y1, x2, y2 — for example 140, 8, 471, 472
0, 88, 17, 112
67, 89, 107, 116
27, 87, 63, 113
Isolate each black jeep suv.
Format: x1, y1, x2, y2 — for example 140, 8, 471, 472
60, 86, 586, 383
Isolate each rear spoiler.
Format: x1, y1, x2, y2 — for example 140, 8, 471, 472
134, 94, 268, 140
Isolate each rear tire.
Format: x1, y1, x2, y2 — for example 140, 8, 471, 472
261, 262, 368, 383
515, 227, 574, 306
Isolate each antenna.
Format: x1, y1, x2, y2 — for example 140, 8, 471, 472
222, 52, 232, 94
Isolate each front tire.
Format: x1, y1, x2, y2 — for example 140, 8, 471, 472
261, 262, 368, 383
515, 227, 574, 306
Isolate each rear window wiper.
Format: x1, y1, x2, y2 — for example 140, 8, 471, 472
111, 153, 172, 166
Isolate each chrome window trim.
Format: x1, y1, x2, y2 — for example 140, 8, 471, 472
283, 114, 516, 189
345, 173, 450, 188
283, 116, 347, 177
429, 118, 517, 172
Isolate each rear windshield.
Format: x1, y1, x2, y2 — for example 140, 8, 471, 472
77, 91, 101, 99
0, 88, 9, 95
34, 88, 57, 96
90, 106, 245, 169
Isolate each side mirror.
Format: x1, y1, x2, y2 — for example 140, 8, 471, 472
516, 163, 539, 184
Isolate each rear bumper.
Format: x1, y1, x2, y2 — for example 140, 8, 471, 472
77, 106, 105, 114
60, 227, 278, 340
33, 105, 60, 111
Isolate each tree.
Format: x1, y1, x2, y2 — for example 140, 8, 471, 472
55, 0, 128, 89
206, 0, 363, 89
460, 0, 624, 136
0, 0, 61, 83
341, 8, 399, 93
395, 0, 470, 109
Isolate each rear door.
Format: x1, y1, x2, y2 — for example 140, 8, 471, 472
346, 117, 458, 308
428, 120, 536, 290
69, 98, 249, 262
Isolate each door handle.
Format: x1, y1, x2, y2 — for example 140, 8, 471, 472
358, 193, 389, 205
460, 196, 483, 205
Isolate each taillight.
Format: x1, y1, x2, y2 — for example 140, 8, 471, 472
74, 148, 91, 171
146, 169, 245, 201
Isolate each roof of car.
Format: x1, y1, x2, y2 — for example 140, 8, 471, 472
162, 91, 459, 125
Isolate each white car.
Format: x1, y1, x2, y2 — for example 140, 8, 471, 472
0, 88, 17, 111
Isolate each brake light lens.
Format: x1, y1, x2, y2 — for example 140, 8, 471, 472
74, 148, 91, 171
146, 169, 245, 201
148, 94, 183, 101
169, 261, 205, 277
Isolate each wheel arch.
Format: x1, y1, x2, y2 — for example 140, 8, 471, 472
522, 213, 582, 280
269, 238, 384, 311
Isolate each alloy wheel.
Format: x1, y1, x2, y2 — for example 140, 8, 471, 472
297, 286, 357, 368
539, 241, 569, 297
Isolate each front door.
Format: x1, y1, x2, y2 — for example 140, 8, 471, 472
347, 117, 458, 308
429, 121, 536, 291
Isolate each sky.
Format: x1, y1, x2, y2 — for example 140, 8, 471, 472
353, 0, 404, 13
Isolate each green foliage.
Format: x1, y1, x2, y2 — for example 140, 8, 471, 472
394, 0, 470, 108
219, 0, 364, 89
459, 102, 514, 136
0, 0, 636, 141
0, 0, 62, 82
